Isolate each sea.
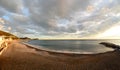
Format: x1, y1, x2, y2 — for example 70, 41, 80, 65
27, 39, 120, 54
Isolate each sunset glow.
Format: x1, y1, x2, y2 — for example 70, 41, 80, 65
97, 25, 120, 39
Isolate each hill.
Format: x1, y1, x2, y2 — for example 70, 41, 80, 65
0, 30, 18, 39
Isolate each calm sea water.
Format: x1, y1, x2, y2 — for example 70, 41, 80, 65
27, 39, 120, 54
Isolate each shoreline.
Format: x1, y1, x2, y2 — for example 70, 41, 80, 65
0, 40, 120, 70
21, 42, 115, 57
22, 42, 114, 55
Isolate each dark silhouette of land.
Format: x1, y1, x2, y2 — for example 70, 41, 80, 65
100, 42, 120, 51
0, 40, 120, 70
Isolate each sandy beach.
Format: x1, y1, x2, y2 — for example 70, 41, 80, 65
0, 40, 120, 70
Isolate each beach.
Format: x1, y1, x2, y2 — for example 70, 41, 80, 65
0, 40, 120, 70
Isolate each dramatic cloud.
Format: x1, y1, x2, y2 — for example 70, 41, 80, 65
0, 0, 120, 39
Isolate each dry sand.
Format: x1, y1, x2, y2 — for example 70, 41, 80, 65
0, 40, 120, 70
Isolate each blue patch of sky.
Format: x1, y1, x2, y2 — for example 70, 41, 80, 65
57, 19, 69, 27
27, 29, 36, 33
2, 15, 10, 20
22, 7, 30, 16
2, 13, 12, 21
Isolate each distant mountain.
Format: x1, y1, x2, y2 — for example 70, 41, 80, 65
20, 37, 31, 40
0, 30, 18, 39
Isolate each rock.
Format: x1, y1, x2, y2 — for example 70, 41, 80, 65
99, 42, 120, 51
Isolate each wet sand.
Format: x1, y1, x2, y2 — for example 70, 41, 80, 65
0, 40, 120, 70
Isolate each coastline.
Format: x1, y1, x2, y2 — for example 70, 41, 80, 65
0, 40, 120, 70
22, 40, 114, 55
22, 42, 115, 57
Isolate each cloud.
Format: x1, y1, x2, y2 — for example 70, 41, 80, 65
0, 0, 119, 38
0, 0, 23, 13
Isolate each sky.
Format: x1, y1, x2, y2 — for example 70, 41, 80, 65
0, 0, 120, 39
